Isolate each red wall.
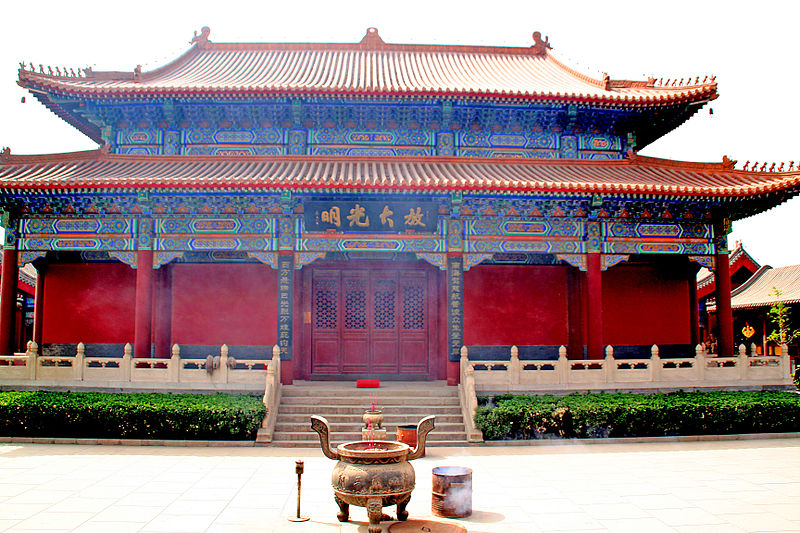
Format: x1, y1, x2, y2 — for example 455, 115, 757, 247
43, 263, 136, 343
602, 264, 690, 345
464, 265, 568, 345
170, 263, 277, 346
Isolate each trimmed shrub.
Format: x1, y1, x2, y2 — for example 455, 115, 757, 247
474, 391, 800, 440
0, 391, 266, 440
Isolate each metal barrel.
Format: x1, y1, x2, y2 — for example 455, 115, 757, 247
396, 424, 417, 448
431, 466, 472, 518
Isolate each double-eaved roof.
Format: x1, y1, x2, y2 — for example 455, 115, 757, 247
4, 28, 799, 215
18, 27, 717, 106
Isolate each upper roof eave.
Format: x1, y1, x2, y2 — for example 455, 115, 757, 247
16, 27, 719, 108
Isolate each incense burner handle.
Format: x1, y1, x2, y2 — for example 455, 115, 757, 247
407, 415, 435, 461
310, 415, 339, 460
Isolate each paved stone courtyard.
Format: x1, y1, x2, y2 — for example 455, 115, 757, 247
0, 438, 798, 532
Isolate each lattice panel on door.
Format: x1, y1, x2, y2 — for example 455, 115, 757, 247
402, 284, 425, 330
374, 279, 396, 329
344, 278, 367, 329
314, 278, 338, 329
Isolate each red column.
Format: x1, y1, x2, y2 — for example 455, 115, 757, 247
134, 248, 154, 358
586, 252, 603, 359
688, 270, 700, 347
715, 251, 733, 356
0, 248, 18, 354
32, 264, 46, 347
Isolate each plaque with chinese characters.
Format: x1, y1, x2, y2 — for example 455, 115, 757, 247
304, 201, 438, 233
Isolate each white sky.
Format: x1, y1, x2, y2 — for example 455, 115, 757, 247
0, 0, 797, 266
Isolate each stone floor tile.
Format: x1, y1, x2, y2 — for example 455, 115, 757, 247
140, 513, 216, 532
70, 521, 145, 533
160, 498, 228, 516
757, 504, 800, 521
0, 520, 20, 531
0, 503, 51, 521
675, 526, 748, 533
714, 512, 800, 532
624, 494, 688, 510
648, 507, 726, 527
9, 511, 93, 530
531, 512, 606, 531
3, 490, 73, 506
44, 497, 114, 514
693, 498, 761, 515
578, 503, 653, 520
599, 517, 679, 533
90, 505, 164, 523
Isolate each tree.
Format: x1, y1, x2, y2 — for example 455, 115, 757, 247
766, 287, 800, 346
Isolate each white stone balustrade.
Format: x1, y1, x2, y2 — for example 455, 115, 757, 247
0, 342, 273, 386
256, 346, 282, 443
461, 344, 793, 393
458, 345, 484, 442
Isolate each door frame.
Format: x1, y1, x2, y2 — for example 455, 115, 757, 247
297, 259, 441, 381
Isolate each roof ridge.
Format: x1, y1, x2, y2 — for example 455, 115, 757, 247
730, 265, 773, 298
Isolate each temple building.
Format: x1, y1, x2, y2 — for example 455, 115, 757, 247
2, 27, 799, 386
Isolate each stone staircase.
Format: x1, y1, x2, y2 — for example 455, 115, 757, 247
266, 381, 469, 447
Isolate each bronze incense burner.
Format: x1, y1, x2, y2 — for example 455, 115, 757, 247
310, 414, 435, 533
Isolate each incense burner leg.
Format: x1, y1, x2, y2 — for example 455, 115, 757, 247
334, 494, 349, 522
396, 494, 411, 521
367, 497, 383, 533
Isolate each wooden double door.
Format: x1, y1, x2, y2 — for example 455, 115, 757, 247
308, 262, 434, 378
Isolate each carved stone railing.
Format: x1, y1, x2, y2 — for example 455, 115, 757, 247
256, 346, 282, 444
458, 346, 484, 442
0, 342, 272, 386
461, 343, 792, 393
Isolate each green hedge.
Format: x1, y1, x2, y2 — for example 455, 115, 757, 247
474, 391, 800, 440
0, 391, 266, 440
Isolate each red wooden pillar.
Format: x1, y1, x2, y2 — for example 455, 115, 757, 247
688, 269, 700, 347
715, 251, 733, 356
32, 264, 46, 347
586, 252, 603, 359
0, 247, 18, 354
134, 219, 155, 358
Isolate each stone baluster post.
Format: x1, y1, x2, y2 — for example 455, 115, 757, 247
509, 345, 520, 385
695, 344, 705, 381
604, 345, 614, 383
219, 344, 229, 384
76, 342, 85, 381
781, 344, 791, 385
737, 344, 748, 380
651, 344, 660, 382
169, 343, 180, 382
26, 340, 38, 380
122, 343, 132, 381
557, 345, 568, 384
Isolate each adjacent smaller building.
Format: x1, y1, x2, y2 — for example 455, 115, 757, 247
705, 251, 800, 359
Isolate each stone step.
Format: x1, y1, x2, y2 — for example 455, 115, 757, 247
281, 391, 456, 396
279, 396, 460, 406
280, 383, 455, 397
276, 413, 464, 424
262, 439, 472, 448
273, 421, 466, 433
278, 404, 462, 415
271, 430, 468, 442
